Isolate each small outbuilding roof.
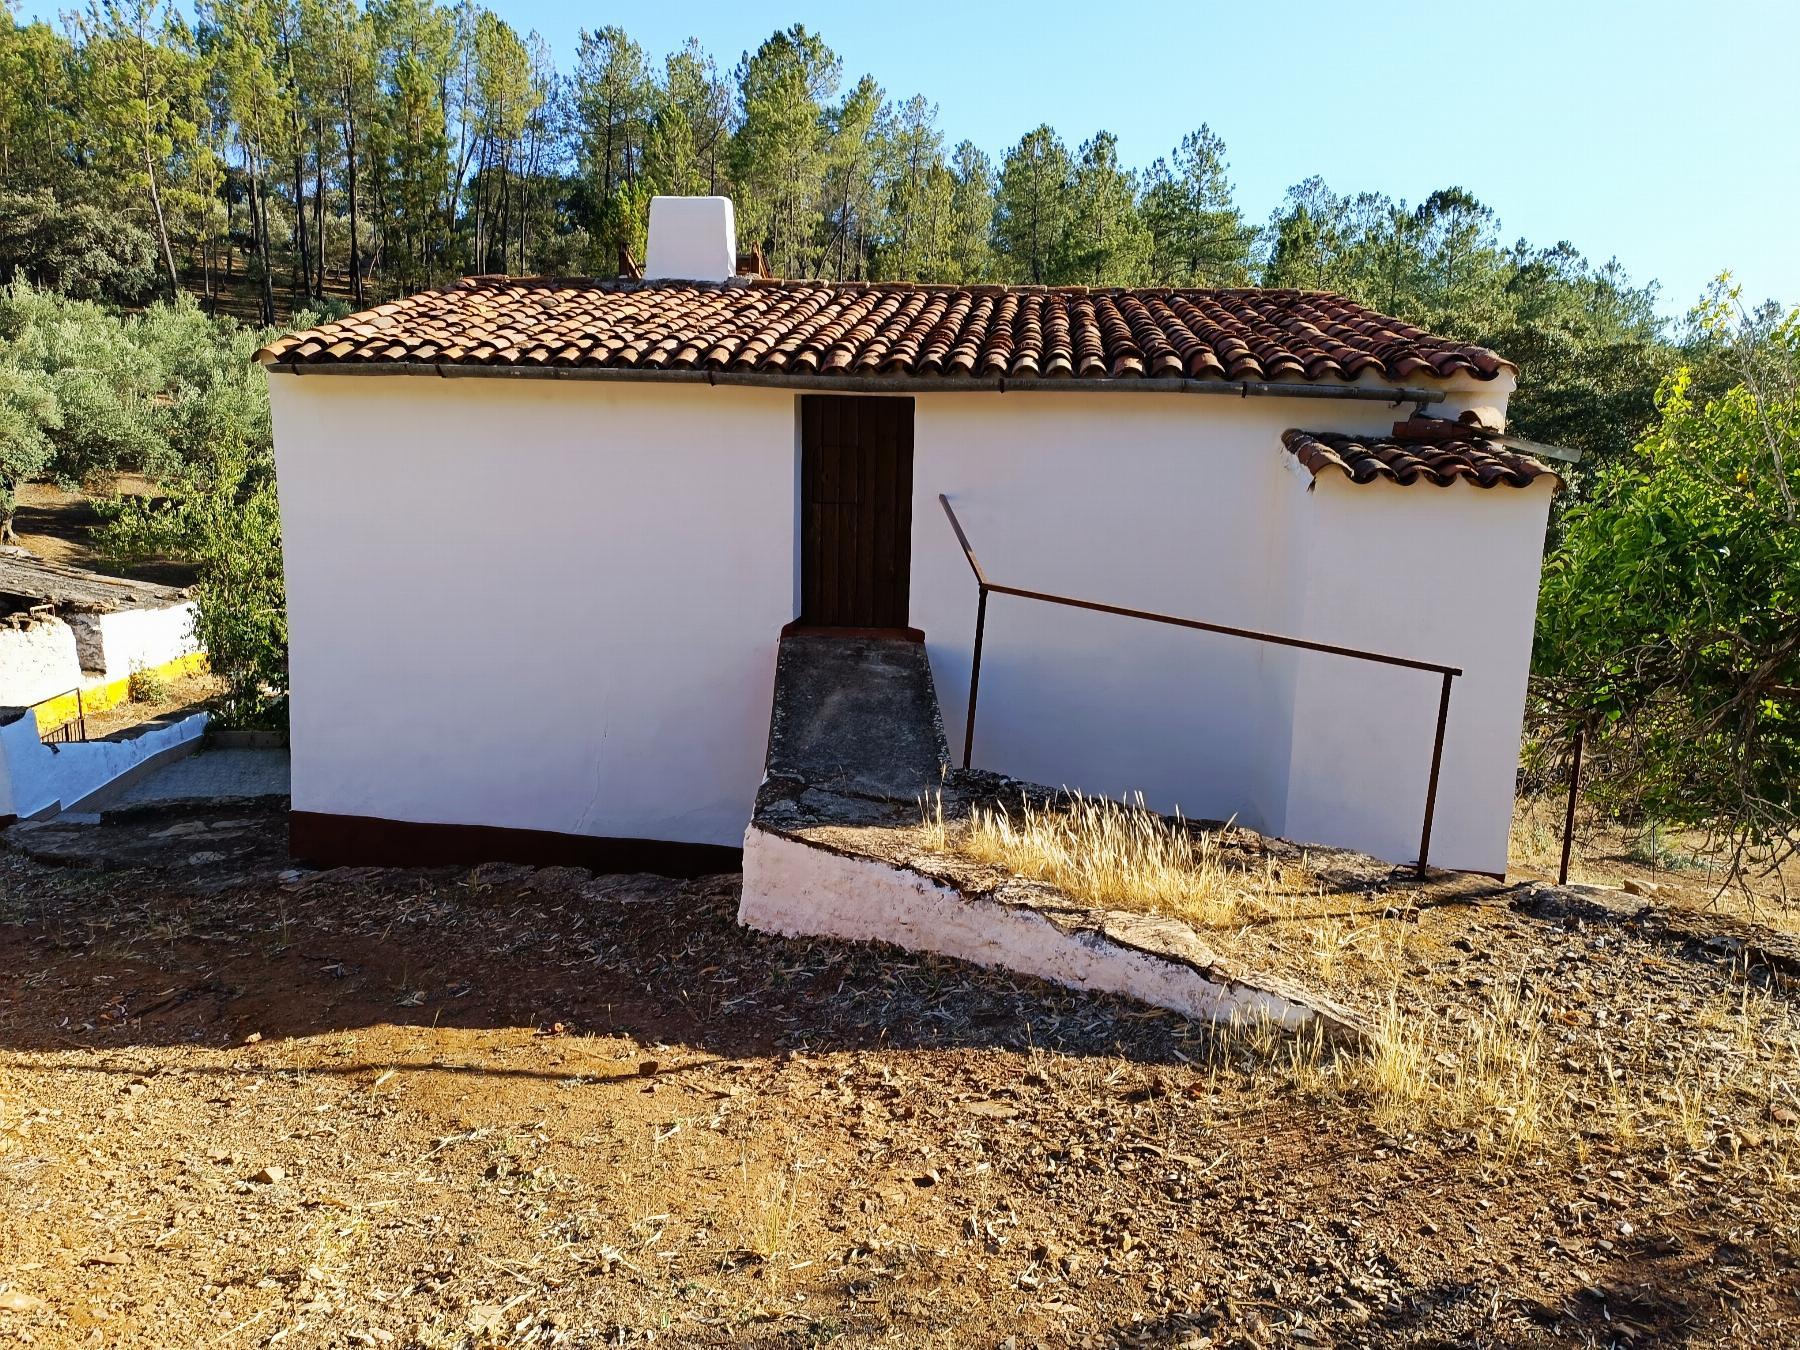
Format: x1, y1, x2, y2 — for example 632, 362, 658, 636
256, 277, 1515, 388
0, 549, 190, 615
1283, 419, 1561, 490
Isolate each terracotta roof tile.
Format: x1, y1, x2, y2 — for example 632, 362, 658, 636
1283, 418, 1561, 490
254, 277, 1515, 387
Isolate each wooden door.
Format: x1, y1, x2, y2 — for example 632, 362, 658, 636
800, 396, 914, 629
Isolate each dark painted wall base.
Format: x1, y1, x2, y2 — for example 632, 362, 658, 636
289, 811, 742, 878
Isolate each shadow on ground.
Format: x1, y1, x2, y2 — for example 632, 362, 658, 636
0, 805, 1205, 1070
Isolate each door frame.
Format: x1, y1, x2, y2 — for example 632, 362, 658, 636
791, 394, 920, 639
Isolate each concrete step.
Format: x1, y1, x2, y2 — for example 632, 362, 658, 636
763, 635, 950, 804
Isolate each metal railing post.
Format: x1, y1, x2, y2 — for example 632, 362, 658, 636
1557, 727, 1584, 886
1417, 670, 1454, 873
964, 585, 987, 769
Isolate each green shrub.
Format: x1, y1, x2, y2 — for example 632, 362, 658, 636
127, 662, 169, 704
1533, 285, 1798, 875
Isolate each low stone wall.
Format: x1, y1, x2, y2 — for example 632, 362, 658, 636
0, 601, 209, 736
66, 602, 200, 685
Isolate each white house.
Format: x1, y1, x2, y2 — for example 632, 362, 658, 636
259, 195, 1559, 878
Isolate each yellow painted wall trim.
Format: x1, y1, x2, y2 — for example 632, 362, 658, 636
31, 652, 210, 733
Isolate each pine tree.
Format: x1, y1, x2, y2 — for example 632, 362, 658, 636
573, 23, 648, 261
647, 39, 730, 198
994, 124, 1070, 284
467, 11, 536, 274
877, 96, 952, 281
946, 140, 995, 283
730, 25, 838, 279
1142, 127, 1252, 287
819, 73, 886, 280
1063, 131, 1149, 286
75, 0, 207, 297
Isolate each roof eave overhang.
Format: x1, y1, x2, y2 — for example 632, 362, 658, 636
260, 361, 1452, 406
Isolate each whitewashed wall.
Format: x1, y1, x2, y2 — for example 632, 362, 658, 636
1276, 466, 1554, 872
0, 622, 83, 707
270, 370, 1544, 874
0, 705, 207, 819
268, 375, 798, 849
909, 380, 1544, 875
67, 603, 200, 682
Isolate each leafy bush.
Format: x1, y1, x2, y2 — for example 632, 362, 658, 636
127, 661, 169, 704
0, 282, 170, 521
103, 399, 288, 727
1534, 285, 1798, 880
0, 363, 60, 536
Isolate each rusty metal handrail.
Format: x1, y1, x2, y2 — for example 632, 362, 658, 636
939, 493, 1463, 873
28, 685, 87, 745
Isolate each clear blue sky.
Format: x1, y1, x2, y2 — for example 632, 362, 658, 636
26, 0, 1797, 319
507, 0, 1794, 321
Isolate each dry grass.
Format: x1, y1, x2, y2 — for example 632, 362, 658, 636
1510, 794, 1800, 930
965, 789, 1800, 1182
943, 791, 1311, 930
732, 1148, 803, 1267
1212, 982, 1548, 1159
1213, 975, 1800, 1182
1510, 793, 1574, 877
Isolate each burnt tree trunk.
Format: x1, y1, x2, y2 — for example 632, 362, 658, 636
246, 147, 276, 326
344, 87, 364, 307
291, 150, 310, 306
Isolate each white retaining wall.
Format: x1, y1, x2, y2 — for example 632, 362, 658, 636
741, 825, 1330, 1029
0, 707, 207, 819
0, 601, 199, 712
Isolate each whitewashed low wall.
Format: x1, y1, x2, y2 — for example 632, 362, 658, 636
0, 602, 199, 719
0, 708, 208, 819
740, 824, 1340, 1031
0, 623, 84, 708
67, 602, 200, 682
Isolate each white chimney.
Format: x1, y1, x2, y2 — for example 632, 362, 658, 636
644, 196, 737, 284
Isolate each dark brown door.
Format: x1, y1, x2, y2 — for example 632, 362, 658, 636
800, 395, 914, 629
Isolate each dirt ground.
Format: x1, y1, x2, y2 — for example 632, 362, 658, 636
1511, 796, 1800, 932
3, 810, 1800, 1348
10, 480, 196, 591
75, 670, 226, 741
